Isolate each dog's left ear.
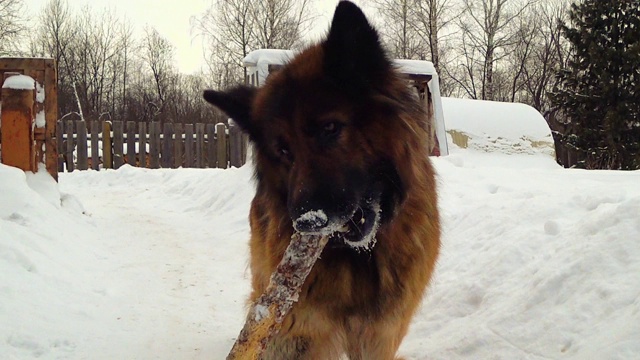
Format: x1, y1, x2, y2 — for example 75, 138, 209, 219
203, 87, 256, 137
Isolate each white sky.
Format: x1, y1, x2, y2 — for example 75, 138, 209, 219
26, 0, 371, 74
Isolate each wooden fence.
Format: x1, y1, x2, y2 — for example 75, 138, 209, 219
57, 120, 248, 172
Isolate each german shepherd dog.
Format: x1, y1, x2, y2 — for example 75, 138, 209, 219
204, 1, 440, 358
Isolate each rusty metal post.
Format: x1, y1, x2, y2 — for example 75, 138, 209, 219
1, 73, 36, 172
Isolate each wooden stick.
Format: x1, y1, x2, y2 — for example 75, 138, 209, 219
226, 233, 329, 360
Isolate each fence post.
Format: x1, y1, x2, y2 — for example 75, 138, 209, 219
103, 121, 113, 169
56, 121, 65, 172
43, 59, 59, 180
216, 123, 227, 169
1, 74, 36, 172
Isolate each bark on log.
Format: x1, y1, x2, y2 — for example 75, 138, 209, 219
226, 233, 329, 360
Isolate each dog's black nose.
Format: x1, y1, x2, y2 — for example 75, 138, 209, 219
293, 210, 329, 233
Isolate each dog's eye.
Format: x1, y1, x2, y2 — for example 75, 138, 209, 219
321, 121, 343, 139
275, 140, 292, 162
279, 146, 290, 157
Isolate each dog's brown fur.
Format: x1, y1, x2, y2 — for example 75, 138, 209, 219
204, 2, 439, 359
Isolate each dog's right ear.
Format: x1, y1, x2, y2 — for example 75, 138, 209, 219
203, 87, 256, 137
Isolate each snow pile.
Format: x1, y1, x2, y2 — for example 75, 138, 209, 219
1, 148, 639, 359
442, 97, 555, 156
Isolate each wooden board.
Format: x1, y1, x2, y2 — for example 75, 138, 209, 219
195, 123, 205, 168
216, 123, 227, 169
207, 123, 217, 169
184, 124, 194, 168
76, 121, 88, 170
126, 121, 136, 165
174, 123, 183, 168
162, 123, 174, 168
149, 122, 160, 169
113, 121, 124, 169
91, 121, 100, 170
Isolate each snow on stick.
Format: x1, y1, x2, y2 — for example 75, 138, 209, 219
226, 232, 329, 360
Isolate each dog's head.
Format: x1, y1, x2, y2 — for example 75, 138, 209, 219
204, 1, 413, 249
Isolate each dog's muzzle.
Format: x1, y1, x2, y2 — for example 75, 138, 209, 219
293, 199, 381, 251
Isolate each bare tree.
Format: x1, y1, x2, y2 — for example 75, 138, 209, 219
30, 0, 78, 117
29, 0, 216, 125
371, 0, 426, 59
456, 0, 534, 100
250, 0, 314, 49
520, 0, 570, 116
193, 0, 255, 86
0, 0, 25, 55
140, 26, 175, 122
194, 0, 315, 88
412, 0, 454, 74
117, 20, 134, 120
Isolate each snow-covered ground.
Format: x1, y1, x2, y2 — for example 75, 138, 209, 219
1, 145, 639, 359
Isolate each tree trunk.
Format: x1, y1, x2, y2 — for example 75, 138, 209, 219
429, 0, 440, 74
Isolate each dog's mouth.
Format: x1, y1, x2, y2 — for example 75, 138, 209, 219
329, 202, 381, 250
294, 198, 381, 251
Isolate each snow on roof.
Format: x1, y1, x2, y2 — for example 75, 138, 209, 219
442, 97, 554, 156
393, 59, 436, 75
243, 50, 438, 84
2, 74, 35, 90
243, 49, 295, 85
243, 49, 294, 68
243, 50, 437, 75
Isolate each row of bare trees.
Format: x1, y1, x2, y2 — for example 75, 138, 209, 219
0, 0, 316, 124
369, 0, 571, 117
0, 0, 25, 55
192, 0, 315, 90
22, 0, 220, 125
4, 0, 571, 124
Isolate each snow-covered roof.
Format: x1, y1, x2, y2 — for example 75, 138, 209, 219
442, 97, 554, 155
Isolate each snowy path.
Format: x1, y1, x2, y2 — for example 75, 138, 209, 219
54, 166, 254, 359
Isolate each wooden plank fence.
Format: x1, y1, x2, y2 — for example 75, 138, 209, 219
57, 120, 248, 172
